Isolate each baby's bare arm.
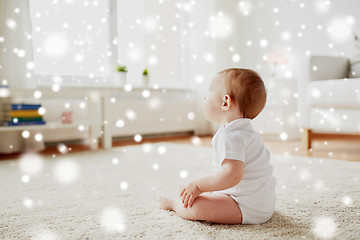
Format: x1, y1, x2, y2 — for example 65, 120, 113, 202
197, 159, 244, 192
181, 159, 244, 207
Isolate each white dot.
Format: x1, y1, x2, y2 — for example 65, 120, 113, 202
57, 143, 68, 154
17, 49, 26, 58
191, 136, 201, 145
284, 70, 293, 79
280, 132, 288, 141
260, 39, 268, 47
134, 134, 142, 142
180, 170, 188, 179
6, 18, 17, 30
153, 163, 159, 170
342, 196, 352, 206
148, 98, 161, 109
187, 112, 195, 120
246, 40, 252, 46
148, 55, 158, 65
112, 158, 119, 165
116, 119, 125, 128
23, 198, 34, 208
238, 1, 252, 16
34, 133, 43, 142
281, 31, 291, 41
158, 146, 166, 155
204, 52, 215, 63
100, 207, 126, 233
22, 175, 30, 183
312, 217, 337, 239
142, 90, 150, 98
22, 130, 30, 139
52, 84, 60, 92
312, 65, 318, 71
79, 102, 86, 109
195, 75, 204, 83
78, 125, 85, 131
38, 107, 46, 115
120, 181, 128, 190
142, 144, 152, 153
125, 110, 136, 120
124, 84, 133, 92
54, 159, 79, 184
232, 54, 241, 62
311, 88, 321, 98
33, 90, 42, 99
19, 153, 44, 175
327, 17, 352, 43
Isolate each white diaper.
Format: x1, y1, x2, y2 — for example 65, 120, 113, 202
232, 196, 275, 224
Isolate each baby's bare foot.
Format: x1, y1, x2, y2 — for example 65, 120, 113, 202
158, 195, 174, 210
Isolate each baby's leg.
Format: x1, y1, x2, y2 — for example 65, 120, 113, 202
159, 193, 242, 224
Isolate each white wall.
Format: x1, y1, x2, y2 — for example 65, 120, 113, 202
205, 0, 360, 138
229, 0, 360, 77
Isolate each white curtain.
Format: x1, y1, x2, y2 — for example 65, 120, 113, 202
0, 0, 35, 89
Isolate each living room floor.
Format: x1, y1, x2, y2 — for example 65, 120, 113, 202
1, 134, 359, 162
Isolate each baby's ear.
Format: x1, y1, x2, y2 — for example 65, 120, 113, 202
221, 94, 231, 110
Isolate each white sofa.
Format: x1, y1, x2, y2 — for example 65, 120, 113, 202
297, 55, 360, 149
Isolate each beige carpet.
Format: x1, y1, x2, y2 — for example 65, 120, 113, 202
0, 143, 359, 240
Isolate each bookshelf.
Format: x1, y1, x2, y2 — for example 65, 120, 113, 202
0, 88, 100, 153
0, 86, 198, 153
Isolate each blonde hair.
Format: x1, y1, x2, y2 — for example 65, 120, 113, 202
218, 68, 266, 119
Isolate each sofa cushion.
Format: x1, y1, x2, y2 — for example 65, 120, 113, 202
306, 78, 360, 107
310, 107, 360, 134
349, 34, 360, 78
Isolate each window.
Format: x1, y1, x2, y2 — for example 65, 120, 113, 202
29, 0, 184, 88
116, 0, 183, 87
30, 0, 112, 85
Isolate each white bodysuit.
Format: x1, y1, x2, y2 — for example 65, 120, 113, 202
212, 118, 276, 224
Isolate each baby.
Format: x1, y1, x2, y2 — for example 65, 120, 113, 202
159, 68, 276, 225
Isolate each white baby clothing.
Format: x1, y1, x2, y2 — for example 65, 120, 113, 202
212, 118, 276, 224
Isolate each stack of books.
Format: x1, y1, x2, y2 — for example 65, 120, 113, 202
9, 104, 46, 126
0, 96, 12, 126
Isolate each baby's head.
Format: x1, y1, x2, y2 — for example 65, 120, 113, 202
217, 68, 266, 120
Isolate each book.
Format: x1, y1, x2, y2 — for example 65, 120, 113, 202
11, 104, 41, 110
7, 121, 46, 126
11, 117, 43, 122
10, 110, 42, 118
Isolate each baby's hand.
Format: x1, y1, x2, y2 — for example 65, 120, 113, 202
180, 181, 202, 208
